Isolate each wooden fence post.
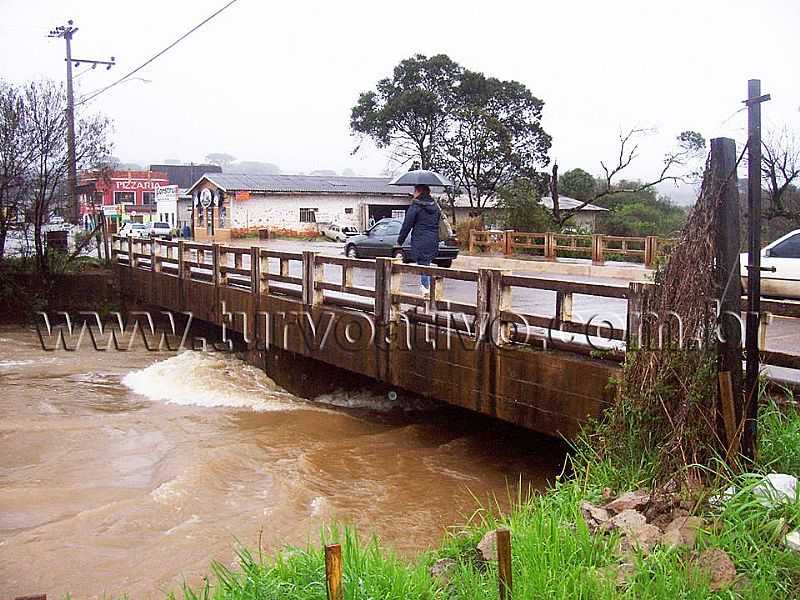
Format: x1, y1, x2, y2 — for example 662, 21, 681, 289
476, 268, 491, 343
489, 269, 512, 345
503, 230, 512, 256
711, 137, 745, 460
302, 250, 323, 306
545, 232, 556, 261
212, 243, 221, 287
592, 234, 604, 265
469, 230, 476, 253
128, 237, 136, 269
496, 528, 513, 600
555, 291, 573, 324
177, 240, 185, 280
151, 240, 161, 273
324, 543, 344, 600
626, 281, 654, 351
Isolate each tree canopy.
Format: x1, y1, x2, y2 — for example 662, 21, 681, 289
351, 54, 551, 207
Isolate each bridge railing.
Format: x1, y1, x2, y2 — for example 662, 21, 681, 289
108, 235, 638, 359
469, 230, 677, 267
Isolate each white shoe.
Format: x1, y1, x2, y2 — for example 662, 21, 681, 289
419, 285, 430, 298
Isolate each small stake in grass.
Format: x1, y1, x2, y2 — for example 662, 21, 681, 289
496, 527, 513, 599
324, 543, 343, 600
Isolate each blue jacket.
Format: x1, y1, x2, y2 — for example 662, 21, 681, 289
397, 194, 440, 263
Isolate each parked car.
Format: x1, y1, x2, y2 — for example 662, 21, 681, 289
321, 223, 359, 243
146, 221, 173, 240
344, 218, 459, 267
118, 222, 148, 238
740, 229, 800, 299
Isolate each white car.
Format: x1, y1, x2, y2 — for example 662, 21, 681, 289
119, 222, 148, 238
146, 221, 173, 240
741, 229, 800, 299
321, 223, 359, 243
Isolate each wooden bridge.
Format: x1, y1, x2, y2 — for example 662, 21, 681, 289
111, 234, 636, 438
109, 234, 798, 439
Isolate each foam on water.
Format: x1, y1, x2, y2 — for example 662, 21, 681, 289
123, 351, 297, 411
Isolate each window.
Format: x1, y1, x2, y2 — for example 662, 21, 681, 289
771, 234, 800, 258
114, 191, 134, 204
300, 208, 318, 223
344, 207, 353, 214
391, 210, 406, 220
142, 191, 155, 205
385, 221, 401, 235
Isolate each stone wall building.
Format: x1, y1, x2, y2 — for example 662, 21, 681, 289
185, 173, 412, 241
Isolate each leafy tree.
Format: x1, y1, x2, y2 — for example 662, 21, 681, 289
593, 181, 687, 237
350, 54, 462, 169
496, 177, 553, 232
205, 152, 236, 170
444, 71, 551, 208
558, 168, 595, 201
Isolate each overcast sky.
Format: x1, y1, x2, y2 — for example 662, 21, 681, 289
1, 0, 799, 202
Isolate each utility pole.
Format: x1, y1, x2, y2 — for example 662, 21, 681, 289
48, 21, 115, 225
742, 79, 771, 460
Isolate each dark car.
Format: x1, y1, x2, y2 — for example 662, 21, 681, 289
344, 218, 459, 267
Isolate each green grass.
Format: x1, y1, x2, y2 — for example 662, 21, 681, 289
175, 397, 800, 599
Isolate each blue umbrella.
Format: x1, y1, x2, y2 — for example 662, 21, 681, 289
388, 169, 453, 187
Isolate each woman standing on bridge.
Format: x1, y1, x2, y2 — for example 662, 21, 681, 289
396, 184, 440, 296
391, 169, 452, 297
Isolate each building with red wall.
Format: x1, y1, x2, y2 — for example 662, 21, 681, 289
78, 170, 169, 230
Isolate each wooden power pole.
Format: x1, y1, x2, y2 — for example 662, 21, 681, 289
711, 137, 744, 457
48, 21, 114, 225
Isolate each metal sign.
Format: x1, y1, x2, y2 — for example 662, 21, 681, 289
155, 184, 179, 203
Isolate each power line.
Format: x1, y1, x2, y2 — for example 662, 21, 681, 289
77, 0, 240, 106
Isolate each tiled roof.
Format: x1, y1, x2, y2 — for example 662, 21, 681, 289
190, 173, 410, 196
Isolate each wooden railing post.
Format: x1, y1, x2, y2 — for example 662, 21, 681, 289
592, 234, 604, 265
504, 230, 512, 256
302, 250, 323, 306
177, 240, 185, 280
496, 528, 513, 600
644, 236, 658, 267
556, 291, 573, 324
212, 243, 220, 287
218, 247, 229, 287
469, 230, 476, 253
258, 249, 270, 295
128, 237, 136, 269
626, 281, 655, 351
324, 543, 344, 600
476, 268, 491, 342
489, 269, 512, 345
151, 239, 161, 273
545, 232, 555, 261
375, 257, 400, 325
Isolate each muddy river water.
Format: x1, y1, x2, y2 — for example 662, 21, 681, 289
0, 325, 566, 598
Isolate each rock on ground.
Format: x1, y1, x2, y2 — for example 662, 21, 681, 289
605, 490, 651, 514
785, 529, 800, 552
429, 558, 457, 586
662, 516, 704, 548
698, 548, 737, 591
477, 530, 497, 562
581, 501, 610, 533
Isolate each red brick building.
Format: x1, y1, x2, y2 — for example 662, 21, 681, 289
78, 170, 170, 230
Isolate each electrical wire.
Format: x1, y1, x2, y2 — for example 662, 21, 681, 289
76, 0, 240, 106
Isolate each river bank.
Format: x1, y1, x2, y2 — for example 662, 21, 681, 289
176, 396, 800, 600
